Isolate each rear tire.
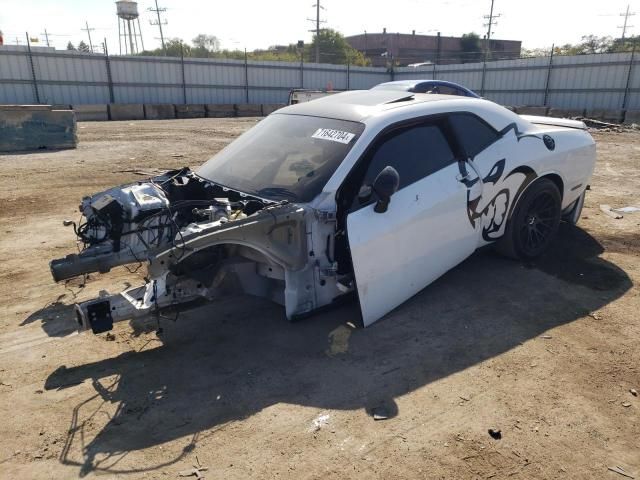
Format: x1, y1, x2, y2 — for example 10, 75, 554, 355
497, 178, 562, 260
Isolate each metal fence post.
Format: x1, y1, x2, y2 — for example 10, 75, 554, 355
622, 40, 637, 110
104, 38, 115, 104
180, 43, 187, 104
244, 48, 249, 103
25, 33, 41, 104
543, 44, 555, 106
432, 62, 437, 80
480, 60, 487, 97
300, 54, 304, 88
346, 62, 350, 90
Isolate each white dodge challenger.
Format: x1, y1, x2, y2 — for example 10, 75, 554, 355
51, 90, 596, 333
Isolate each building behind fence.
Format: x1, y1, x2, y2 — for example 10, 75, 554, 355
0, 45, 638, 112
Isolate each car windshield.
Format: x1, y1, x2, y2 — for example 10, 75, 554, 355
197, 114, 365, 202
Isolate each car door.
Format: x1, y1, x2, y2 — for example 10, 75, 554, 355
345, 118, 482, 326
448, 113, 524, 244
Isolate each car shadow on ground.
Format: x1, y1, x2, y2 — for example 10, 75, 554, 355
42, 224, 632, 476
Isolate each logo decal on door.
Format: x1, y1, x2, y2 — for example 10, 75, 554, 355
466, 159, 538, 242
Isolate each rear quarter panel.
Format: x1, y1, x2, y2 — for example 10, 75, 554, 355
528, 127, 596, 209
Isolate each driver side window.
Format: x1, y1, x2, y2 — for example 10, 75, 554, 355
361, 122, 455, 191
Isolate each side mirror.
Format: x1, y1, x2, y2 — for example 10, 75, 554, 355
372, 166, 400, 213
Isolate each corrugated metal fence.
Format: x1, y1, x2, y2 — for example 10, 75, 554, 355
0, 47, 638, 110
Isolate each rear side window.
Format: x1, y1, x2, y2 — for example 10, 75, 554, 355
413, 83, 465, 96
363, 123, 455, 190
449, 113, 500, 158
437, 85, 465, 96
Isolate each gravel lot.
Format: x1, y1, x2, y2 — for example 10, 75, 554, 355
0, 118, 638, 479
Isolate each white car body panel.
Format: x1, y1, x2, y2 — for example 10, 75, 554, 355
347, 163, 478, 326
519, 115, 586, 130
300, 92, 595, 325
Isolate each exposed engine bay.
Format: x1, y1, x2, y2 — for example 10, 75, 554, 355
50, 168, 349, 334
51, 168, 269, 282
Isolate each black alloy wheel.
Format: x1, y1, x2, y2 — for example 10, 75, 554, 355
497, 178, 562, 260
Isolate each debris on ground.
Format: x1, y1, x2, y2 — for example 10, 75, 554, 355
600, 204, 624, 219
178, 466, 208, 479
631, 389, 638, 397
488, 428, 502, 440
579, 117, 631, 132
607, 465, 635, 479
621, 402, 632, 408
105, 332, 116, 341
612, 206, 640, 214
178, 457, 208, 479
325, 325, 351, 357
371, 406, 390, 421
309, 413, 330, 432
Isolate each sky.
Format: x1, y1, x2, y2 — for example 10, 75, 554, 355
0, 0, 635, 54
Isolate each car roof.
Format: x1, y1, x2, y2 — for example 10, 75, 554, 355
374, 80, 423, 87
277, 89, 468, 122
373, 79, 466, 88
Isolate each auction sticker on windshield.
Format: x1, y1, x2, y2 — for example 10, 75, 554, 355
312, 128, 356, 144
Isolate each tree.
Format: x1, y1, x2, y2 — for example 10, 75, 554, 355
460, 32, 483, 62
192, 34, 220, 56
579, 35, 612, 54
306, 29, 370, 66
246, 44, 300, 62
77, 40, 90, 53
66, 41, 76, 51
140, 38, 189, 57
608, 35, 638, 53
135, 30, 369, 66
553, 36, 613, 55
165, 38, 190, 57
522, 46, 552, 57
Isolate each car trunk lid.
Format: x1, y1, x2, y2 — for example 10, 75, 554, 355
520, 115, 587, 130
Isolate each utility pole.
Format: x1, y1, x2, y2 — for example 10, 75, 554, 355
307, 1, 326, 63
483, 0, 501, 60
619, 4, 636, 41
41, 29, 50, 47
82, 21, 95, 53
149, 0, 167, 55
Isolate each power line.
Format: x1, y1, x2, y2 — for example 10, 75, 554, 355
148, 0, 168, 55
81, 21, 95, 53
307, 1, 326, 63
483, 0, 501, 60
618, 4, 636, 40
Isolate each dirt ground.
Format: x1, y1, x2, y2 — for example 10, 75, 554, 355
0, 118, 638, 479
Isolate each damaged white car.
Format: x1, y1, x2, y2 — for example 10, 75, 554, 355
51, 90, 596, 333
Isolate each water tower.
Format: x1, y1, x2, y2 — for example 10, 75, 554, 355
116, 1, 144, 54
